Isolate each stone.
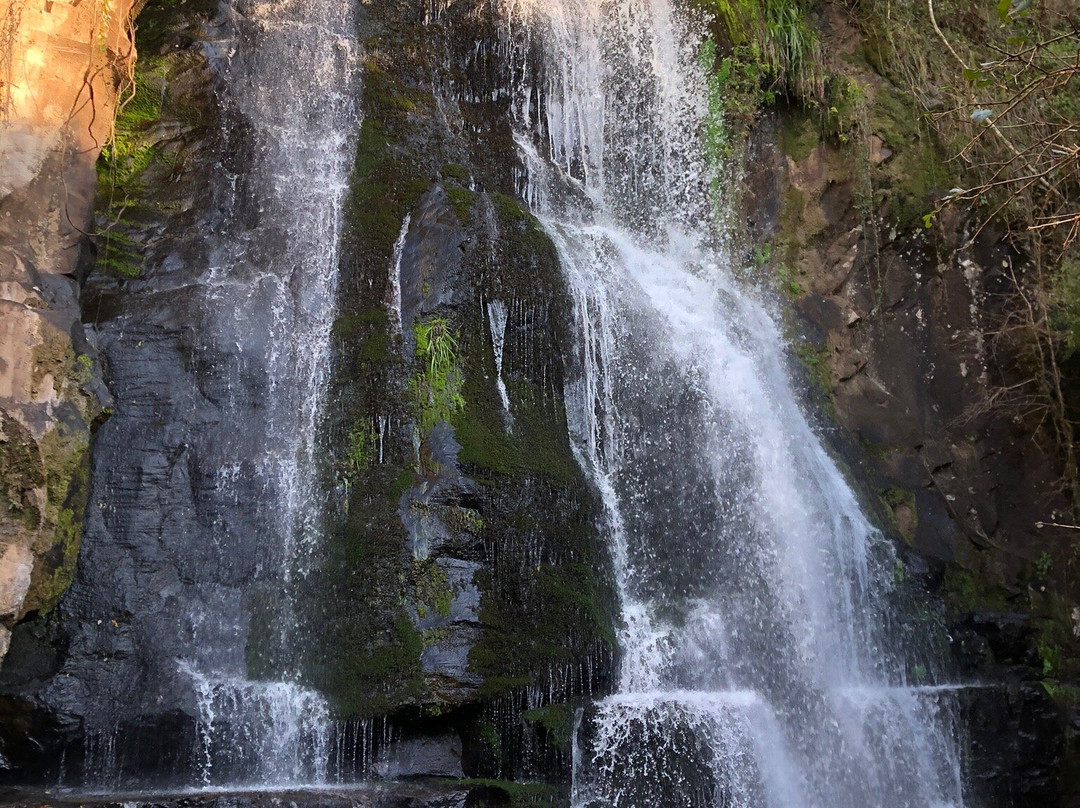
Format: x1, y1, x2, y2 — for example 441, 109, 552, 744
0, 0, 132, 662
0, 544, 34, 619
375, 734, 465, 779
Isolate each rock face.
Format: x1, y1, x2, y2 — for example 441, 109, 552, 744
0, 0, 613, 791
0, 0, 133, 659
0, 783, 482, 808
736, 10, 1080, 804
303, 0, 616, 782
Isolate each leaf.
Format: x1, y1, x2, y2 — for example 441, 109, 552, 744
997, 0, 1012, 23
922, 213, 934, 229
963, 67, 983, 83
971, 108, 994, 123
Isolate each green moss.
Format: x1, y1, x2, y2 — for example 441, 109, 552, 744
325, 612, 425, 716
491, 193, 549, 251
392, 468, 415, 497
347, 119, 430, 261
882, 486, 915, 510
414, 558, 453, 619
776, 184, 809, 268
96, 228, 144, 278
333, 308, 390, 340
362, 61, 421, 118
99, 57, 166, 191
942, 566, 1014, 614
446, 185, 476, 225
345, 421, 378, 476
868, 83, 954, 228
469, 554, 616, 700
442, 163, 470, 183
311, 459, 428, 716
24, 508, 79, 615
38, 428, 89, 518
523, 704, 573, 748
0, 417, 46, 529
780, 111, 819, 162
1041, 681, 1080, 707
879, 486, 918, 540
442, 779, 560, 808
794, 341, 833, 396
24, 431, 92, 615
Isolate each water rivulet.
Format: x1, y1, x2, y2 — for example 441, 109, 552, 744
3, 0, 358, 788
501, 1, 966, 806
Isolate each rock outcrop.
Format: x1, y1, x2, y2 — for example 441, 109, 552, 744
737, 8, 1080, 804
0, 0, 613, 790
0, 0, 133, 658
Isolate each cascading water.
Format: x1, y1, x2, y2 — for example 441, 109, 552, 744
501, 1, 966, 806
52, 0, 359, 789
177, 0, 359, 786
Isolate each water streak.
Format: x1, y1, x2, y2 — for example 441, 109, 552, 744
184, 0, 359, 784
487, 299, 513, 419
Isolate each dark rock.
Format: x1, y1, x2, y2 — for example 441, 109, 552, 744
375, 734, 465, 780
0, 784, 471, 808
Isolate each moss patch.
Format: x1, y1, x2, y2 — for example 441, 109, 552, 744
523, 703, 573, 749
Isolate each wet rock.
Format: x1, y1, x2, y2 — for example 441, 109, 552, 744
0, 784, 470, 808
375, 734, 465, 780
745, 22, 1080, 793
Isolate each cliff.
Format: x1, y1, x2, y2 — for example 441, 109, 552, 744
0, 0, 1077, 804
730, 2, 1080, 803
0, 0, 133, 658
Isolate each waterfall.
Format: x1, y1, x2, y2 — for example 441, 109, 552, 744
502, 1, 966, 806
175, 0, 360, 786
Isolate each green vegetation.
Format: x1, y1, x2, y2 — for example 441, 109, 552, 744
942, 566, 1013, 615
524, 703, 574, 748
795, 341, 832, 395
345, 421, 377, 475
100, 62, 166, 190
441, 779, 560, 808
348, 118, 430, 261
411, 318, 466, 436
414, 558, 453, 620
312, 20, 617, 748
1036, 551, 1053, 581
694, 0, 823, 103
1051, 257, 1080, 358
96, 0, 220, 280
446, 185, 476, 225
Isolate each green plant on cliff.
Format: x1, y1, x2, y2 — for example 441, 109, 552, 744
411, 318, 466, 436
100, 54, 166, 193
345, 421, 377, 475
695, 0, 824, 103
414, 558, 453, 620
96, 48, 168, 278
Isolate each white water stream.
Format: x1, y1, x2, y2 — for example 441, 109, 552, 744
502, 1, 966, 806
179, 0, 359, 786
